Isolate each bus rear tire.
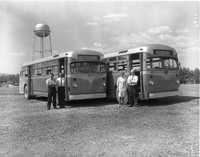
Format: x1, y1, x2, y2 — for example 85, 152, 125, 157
24, 85, 30, 99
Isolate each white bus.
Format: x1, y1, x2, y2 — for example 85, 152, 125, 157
19, 49, 107, 101
103, 44, 180, 102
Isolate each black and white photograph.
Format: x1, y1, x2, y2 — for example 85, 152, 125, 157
0, 0, 199, 157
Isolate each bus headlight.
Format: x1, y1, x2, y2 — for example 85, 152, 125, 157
103, 83, 106, 87
72, 83, 78, 88
176, 80, 180, 84
149, 80, 154, 85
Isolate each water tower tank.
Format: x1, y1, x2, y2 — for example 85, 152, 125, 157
34, 24, 50, 37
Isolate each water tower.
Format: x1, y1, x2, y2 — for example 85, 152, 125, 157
33, 24, 52, 58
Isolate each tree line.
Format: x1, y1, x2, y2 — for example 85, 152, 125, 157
0, 74, 19, 85
179, 67, 200, 84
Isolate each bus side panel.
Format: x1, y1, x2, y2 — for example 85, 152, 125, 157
27, 66, 33, 96
142, 71, 151, 100
32, 76, 48, 93
65, 57, 69, 101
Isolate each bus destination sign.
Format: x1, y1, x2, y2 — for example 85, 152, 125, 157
153, 50, 173, 56
78, 55, 99, 61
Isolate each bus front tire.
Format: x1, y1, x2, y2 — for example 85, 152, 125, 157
24, 85, 30, 99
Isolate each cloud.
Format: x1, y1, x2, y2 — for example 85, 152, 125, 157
148, 26, 172, 35
108, 25, 198, 51
86, 22, 99, 26
103, 13, 128, 19
175, 28, 190, 34
103, 13, 128, 22
107, 25, 199, 68
108, 25, 175, 50
179, 47, 200, 69
93, 42, 102, 48
86, 13, 128, 27
7, 52, 25, 56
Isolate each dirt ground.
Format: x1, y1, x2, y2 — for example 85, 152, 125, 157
0, 85, 199, 157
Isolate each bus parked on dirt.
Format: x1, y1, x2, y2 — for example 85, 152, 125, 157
19, 49, 107, 101
103, 44, 180, 102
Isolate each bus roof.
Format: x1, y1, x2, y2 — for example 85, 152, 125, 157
104, 44, 177, 58
22, 49, 104, 67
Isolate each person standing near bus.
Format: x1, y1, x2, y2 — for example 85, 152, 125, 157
56, 71, 65, 108
127, 69, 138, 107
116, 72, 126, 105
46, 73, 57, 110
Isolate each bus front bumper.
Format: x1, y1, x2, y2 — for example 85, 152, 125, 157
69, 93, 106, 100
149, 90, 179, 99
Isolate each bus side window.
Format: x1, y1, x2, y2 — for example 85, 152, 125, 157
118, 61, 127, 71
108, 57, 117, 72
109, 62, 117, 71
45, 61, 53, 75
117, 55, 128, 71
146, 58, 151, 69
23, 67, 28, 77
130, 54, 141, 71
40, 63, 45, 76
30, 65, 36, 76
46, 69, 51, 75
21, 70, 26, 77
37, 63, 42, 76
70, 63, 76, 73
52, 65, 58, 75
131, 59, 140, 70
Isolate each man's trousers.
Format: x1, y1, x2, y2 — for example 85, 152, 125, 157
47, 86, 56, 109
58, 87, 65, 108
127, 85, 137, 106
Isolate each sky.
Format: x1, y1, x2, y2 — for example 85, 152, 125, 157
0, 1, 199, 74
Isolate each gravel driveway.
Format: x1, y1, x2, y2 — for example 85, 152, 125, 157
0, 85, 199, 157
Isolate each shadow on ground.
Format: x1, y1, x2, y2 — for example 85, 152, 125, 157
34, 96, 116, 107
140, 96, 199, 107
33, 95, 199, 108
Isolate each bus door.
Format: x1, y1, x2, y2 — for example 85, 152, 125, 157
106, 57, 118, 99
129, 53, 143, 99
59, 58, 64, 73
64, 58, 69, 101
27, 65, 32, 97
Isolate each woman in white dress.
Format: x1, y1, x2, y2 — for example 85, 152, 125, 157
116, 72, 126, 105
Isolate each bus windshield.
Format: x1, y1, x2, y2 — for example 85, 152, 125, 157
70, 62, 106, 73
146, 56, 178, 69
